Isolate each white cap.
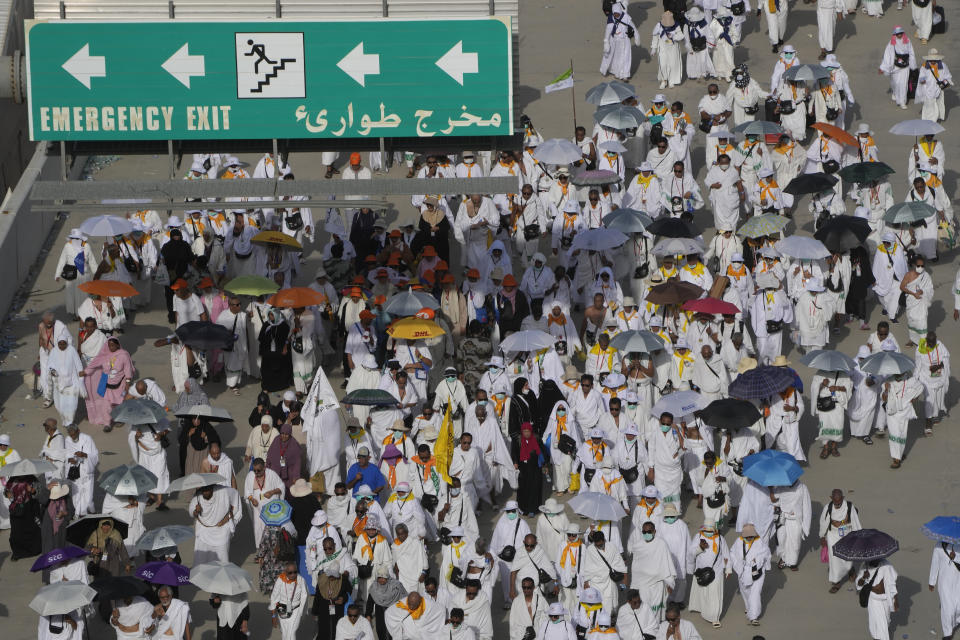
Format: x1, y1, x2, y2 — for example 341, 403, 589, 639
805, 279, 825, 293
731, 252, 744, 262
224, 155, 242, 167
581, 587, 602, 604
881, 338, 898, 352
311, 510, 328, 526
758, 167, 775, 179
396, 482, 411, 493
532, 252, 546, 264
449, 526, 465, 537
857, 123, 872, 135
357, 446, 371, 456
623, 390, 639, 403
893, 26, 904, 34
547, 603, 567, 617
504, 500, 519, 511
623, 423, 639, 436
675, 338, 689, 349
260, 415, 274, 427
603, 373, 626, 388
167, 215, 182, 228
486, 356, 504, 368
590, 428, 606, 439
622, 296, 635, 307
0, 434, 10, 446
364, 515, 380, 528
356, 484, 373, 495
283, 390, 296, 402
190, 159, 206, 173
600, 457, 614, 469
563, 199, 580, 214
652, 94, 666, 103
857, 345, 871, 359
783, 44, 796, 53
854, 206, 870, 220
882, 231, 896, 242
822, 54, 840, 68
639, 161, 653, 172
68, 228, 84, 240
642, 485, 661, 499
597, 613, 612, 627
649, 316, 663, 327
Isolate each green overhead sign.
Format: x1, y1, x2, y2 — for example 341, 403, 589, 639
25, 18, 513, 141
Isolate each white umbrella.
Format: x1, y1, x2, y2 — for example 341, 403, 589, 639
609, 330, 666, 354
173, 405, 233, 422
653, 237, 705, 257
598, 140, 628, 153
775, 235, 830, 260
651, 390, 707, 418
593, 104, 646, 130
190, 561, 253, 595
533, 138, 582, 165
568, 492, 628, 521
79, 215, 134, 237
98, 463, 158, 497
569, 228, 628, 252
889, 119, 945, 137
29, 581, 97, 616
499, 330, 555, 353
707, 129, 733, 138
585, 81, 636, 106
799, 349, 857, 373
167, 473, 225, 493
0, 458, 57, 478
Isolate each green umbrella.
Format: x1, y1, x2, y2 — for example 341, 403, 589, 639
224, 275, 280, 296
738, 214, 790, 239
735, 121, 784, 136
837, 161, 894, 184
883, 201, 937, 225
343, 388, 400, 407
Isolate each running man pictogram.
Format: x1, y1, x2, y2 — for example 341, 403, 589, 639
244, 39, 297, 93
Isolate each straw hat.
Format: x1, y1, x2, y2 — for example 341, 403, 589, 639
737, 357, 758, 374
289, 478, 312, 498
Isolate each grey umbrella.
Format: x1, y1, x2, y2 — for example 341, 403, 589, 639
568, 492, 627, 521
0, 458, 57, 478
735, 121, 785, 136
799, 349, 857, 373
585, 81, 636, 105
111, 398, 167, 425
533, 138, 583, 165
79, 215, 135, 237
609, 330, 666, 354
783, 64, 830, 85
883, 201, 937, 224
99, 463, 159, 497
571, 169, 621, 186
174, 405, 233, 422
190, 561, 254, 595
167, 473, 226, 493
384, 288, 440, 316
889, 119, 945, 137
593, 104, 646, 130
859, 351, 915, 376
29, 581, 97, 616
135, 525, 195, 552
603, 208, 653, 233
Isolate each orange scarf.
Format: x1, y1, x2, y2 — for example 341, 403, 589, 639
589, 441, 605, 462
555, 415, 568, 440
702, 532, 719, 553
417, 457, 437, 482
352, 515, 368, 537
360, 531, 381, 559
560, 541, 581, 568
493, 395, 507, 418
640, 499, 659, 518
563, 213, 577, 230
602, 475, 622, 493
548, 314, 567, 326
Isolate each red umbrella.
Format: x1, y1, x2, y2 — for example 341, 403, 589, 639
682, 298, 739, 315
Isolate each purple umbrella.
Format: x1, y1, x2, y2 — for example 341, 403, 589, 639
30, 545, 89, 572
135, 561, 191, 586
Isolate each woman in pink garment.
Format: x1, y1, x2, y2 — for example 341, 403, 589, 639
81, 337, 135, 433
199, 278, 230, 376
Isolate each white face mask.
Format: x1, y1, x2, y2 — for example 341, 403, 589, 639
719, 164, 730, 171
916, 266, 924, 273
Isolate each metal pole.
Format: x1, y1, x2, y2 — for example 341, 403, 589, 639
168, 0, 174, 18
275, 0, 282, 18
168, 140, 175, 216
273, 139, 280, 190
59, 141, 66, 181
570, 58, 577, 130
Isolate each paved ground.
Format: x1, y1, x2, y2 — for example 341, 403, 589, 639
0, 1, 959, 639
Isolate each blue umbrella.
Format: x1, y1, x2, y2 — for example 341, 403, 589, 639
742, 450, 803, 487
135, 561, 191, 586
922, 516, 960, 545
728, 366, 796, 399
30, 545, 89, 572
260, 499, 293, 526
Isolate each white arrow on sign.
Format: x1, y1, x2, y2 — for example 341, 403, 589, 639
337, 42, 380, 87
62, 43, 106, 89
435, 41, 478, 85
162, 43, 205, 88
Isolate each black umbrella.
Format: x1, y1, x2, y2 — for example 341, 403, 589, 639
90, 575, 151, 601
699, 398, 762, 430
832, 529, 899, 561
783, 172, 838, 196
342, 389, 400, 406
814, 215, 871, 252
175, 321, 235, 351
728, 366, 796, 400
646, 217, 701, 239
66, 515, 129, 547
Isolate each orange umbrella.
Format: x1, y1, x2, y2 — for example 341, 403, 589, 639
266, 287, 326, 308
78, 280, 139, 298
811, 123, 857, 147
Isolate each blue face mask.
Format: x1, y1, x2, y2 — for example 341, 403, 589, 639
660, 424, 671, 433
478, 400, 488, 406
557, 409, 567, 417
446, 376, 457, 383
664, 516, 677, 524
507, 512, 518, 521
642, 532, 655, 542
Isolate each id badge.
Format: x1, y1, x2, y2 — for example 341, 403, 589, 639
279, 456, 286, 468
329, 605, 336, 615
102, 553, 108, 562
838, 525, 848, 538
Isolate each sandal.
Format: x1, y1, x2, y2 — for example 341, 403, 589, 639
831, 444, 840, 457
325, 167, 334, 179
819, 447, 830, 459
829, 584, 842, 593
890, 459, 901, 469
777, 559, 786, 570
862, 436, 873, 445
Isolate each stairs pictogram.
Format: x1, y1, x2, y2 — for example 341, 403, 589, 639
251, 57, 296, 93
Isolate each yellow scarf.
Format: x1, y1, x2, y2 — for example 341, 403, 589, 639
634, 174, 653, 188
493, 395, 507, 418
768, 0, 777, 12
926, 173, 943, 188
640, 499, 660, 518
360, 531, 382, 559
588, 344, 615, 371
878, 242, 895, 255
563, 213, 577, 230
649, 105, 668, 116
0, 449, 11, 466
760, 180, 780, 204
388, 491, 413, 504
395, 598, 426, 619
702, 531, 719, 553
499, 161, 517, 175
581, 603, 603, 614
602, 475, 622, 493
560, 541, 581, 568
589, 441, 606, 462
451, 540, 465, 558
548, 313, 567, 327
555, 415, 568, 440
921, 141, 937, 157
727, 264, 747, 277
674, 350, 695, 377
683, 262, 705, 277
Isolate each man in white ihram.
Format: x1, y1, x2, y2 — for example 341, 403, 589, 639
189, 482, 242, 564
628, 520, 676, 622
270, 560, 309, 640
